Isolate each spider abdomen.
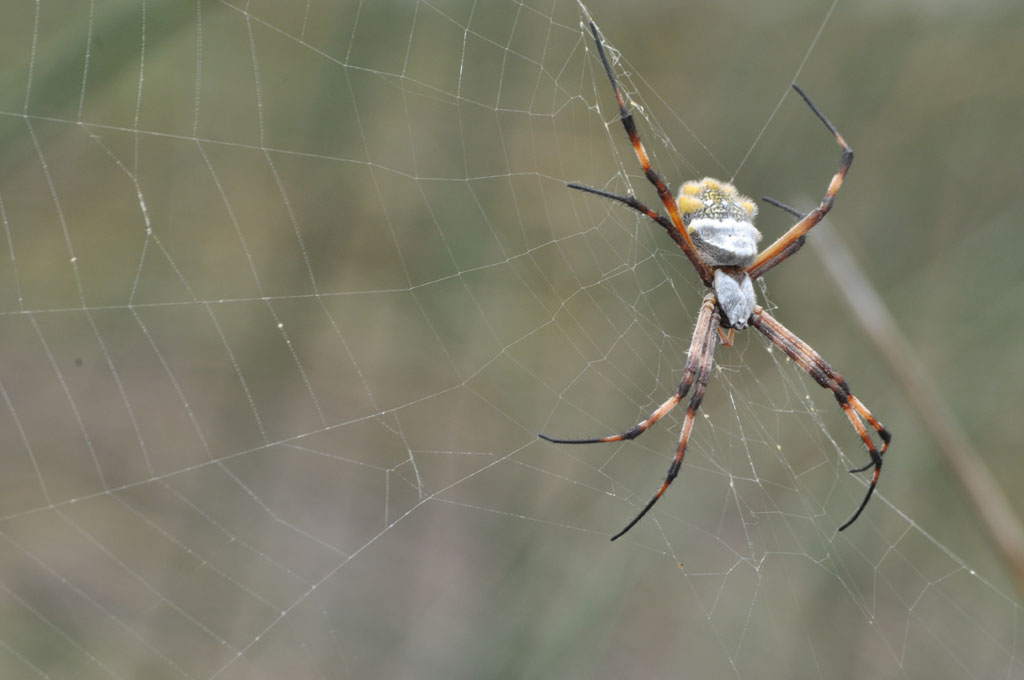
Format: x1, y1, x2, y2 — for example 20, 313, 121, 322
678, 177, 762, 267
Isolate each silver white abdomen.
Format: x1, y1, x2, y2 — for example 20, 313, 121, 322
689, 216, 761, 267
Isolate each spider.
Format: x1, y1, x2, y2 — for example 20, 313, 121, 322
540, 21, 891, 541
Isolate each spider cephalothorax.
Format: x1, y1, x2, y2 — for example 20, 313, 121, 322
540, 21, 891, 541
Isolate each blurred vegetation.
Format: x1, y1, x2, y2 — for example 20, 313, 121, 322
0, 1, 1022, 678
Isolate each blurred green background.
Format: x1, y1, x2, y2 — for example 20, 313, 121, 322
1, 1, 1023, 678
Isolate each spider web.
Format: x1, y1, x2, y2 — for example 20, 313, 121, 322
2, 1, 1023, 678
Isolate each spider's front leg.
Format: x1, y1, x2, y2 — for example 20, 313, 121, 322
750, 306, 891, 530
540, 294, 722, 540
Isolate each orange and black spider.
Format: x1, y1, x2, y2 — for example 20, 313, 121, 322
540, 21, 891, 541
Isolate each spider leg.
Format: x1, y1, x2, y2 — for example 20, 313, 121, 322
611, 300, 721, 541
540, 294, 717, 446
567, 183, 699, 258
538, 295, 720, 540
761, 196, 803, 219
584, 21, 713, 287
746, 85, 854, 281
750, 306, 891, 531
756, 197, 809, 268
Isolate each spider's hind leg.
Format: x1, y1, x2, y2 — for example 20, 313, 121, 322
746, 85, 854, 281
583, 20, 713, 286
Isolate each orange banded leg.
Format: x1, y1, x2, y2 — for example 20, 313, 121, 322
750, 306, 891, 530
566, 183, 701, 264
746, 85, 854, 281
540, 295, 717, 446
539, 295, 721, 539
610, 301, 721, 540
585, 20, 713, 287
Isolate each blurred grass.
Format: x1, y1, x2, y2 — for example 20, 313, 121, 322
1, 1, 1023, 678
